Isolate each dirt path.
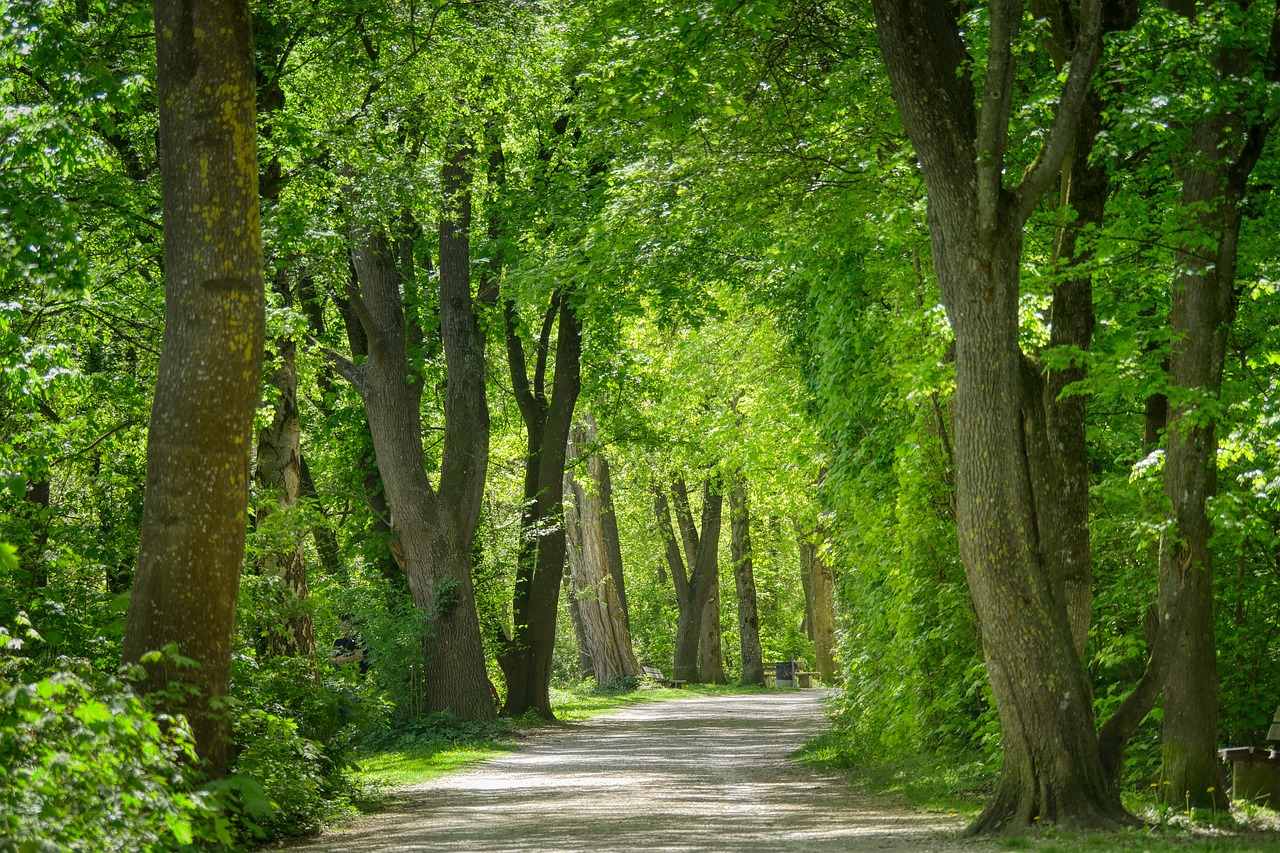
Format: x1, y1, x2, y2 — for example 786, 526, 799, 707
297, 691, 989, 852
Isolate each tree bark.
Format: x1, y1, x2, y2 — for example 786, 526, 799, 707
730, 483, 763, 686
1158, 117, 1267, 808
122, 0, 264, 778
321, 139, 495, 721
872, 0, 1132, 830
672, 477, 723, 684
498, 290, 583, 718
564, 419, 641, 685
796, 523, 838, 681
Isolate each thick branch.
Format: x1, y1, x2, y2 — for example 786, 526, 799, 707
505, 299, 542, 428
1013, 0, 1104, 224
976, 0, 1021, 242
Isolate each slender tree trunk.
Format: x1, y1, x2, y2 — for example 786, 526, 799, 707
298, 454, 344, 581
498, 292, 582, 718
1158, 116, 1264, 808
565, 420, 641, 684
122, 0, 264, 778
796, 523, 838, 681
730, 483, 763, 686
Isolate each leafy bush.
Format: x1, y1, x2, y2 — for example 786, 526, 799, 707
362, 710, 509, 752
230, 708, 326, 836
0, 620, 230, 852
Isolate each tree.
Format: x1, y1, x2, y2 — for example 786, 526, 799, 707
870, 0, 1131, 829
121, 0, 265, 778
729, 481, 763, 686
321, 138, 496, 721
564, 414, 642, 684
1155, 0, 1279, 806
664, 476, 724, 684
498, 287, 583, 717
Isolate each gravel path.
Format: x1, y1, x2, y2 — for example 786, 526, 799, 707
296, 691, 988, 852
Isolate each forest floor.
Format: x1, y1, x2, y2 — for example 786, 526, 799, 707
287, 690, 985, 852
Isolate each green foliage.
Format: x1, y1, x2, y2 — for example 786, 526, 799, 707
0, 619, 234, 852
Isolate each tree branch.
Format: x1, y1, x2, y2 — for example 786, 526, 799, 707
976, 0, 1021, 244
1014, 0, 1104, 224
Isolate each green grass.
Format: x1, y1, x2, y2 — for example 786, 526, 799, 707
793, 729, 992, 815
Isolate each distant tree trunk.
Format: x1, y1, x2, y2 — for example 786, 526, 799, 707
594, 421, 630, 630
255, 322, 315, 657
122, 0, 264, 779
654, 487, 685, 597
298, 454, 344, 581
318, 140, 495, 720
810, 542, 838, 682
498, 290, 582, 718
672, 477, 723, 684
699, 585, 727, 684
563, 571, 594, 678
1158, 91, 1270, 810
797, 529, 816, 641
564, 420, 641, 685
796, 523, 837, 680
730, 483, 763, 687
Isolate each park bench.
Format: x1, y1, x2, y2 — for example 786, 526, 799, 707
796, 671, 819, 688
641, 665, 686, 689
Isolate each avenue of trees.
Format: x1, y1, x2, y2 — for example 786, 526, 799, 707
3, 0, 1280, 844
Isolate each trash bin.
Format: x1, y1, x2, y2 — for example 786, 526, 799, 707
775, 661, 798, 688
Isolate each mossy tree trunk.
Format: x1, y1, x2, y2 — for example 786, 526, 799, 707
122, 0, 265, 779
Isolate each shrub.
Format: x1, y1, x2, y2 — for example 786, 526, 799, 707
0, 621, 228, 852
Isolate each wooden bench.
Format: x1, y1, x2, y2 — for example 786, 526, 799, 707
796, 671, 819, 688
641, 665, 686, 689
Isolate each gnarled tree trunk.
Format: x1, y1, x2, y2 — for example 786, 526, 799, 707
670, 477, 723, 684
564, 417, 641, 685
872, 0, 1132, 830
320, 140, 495, 720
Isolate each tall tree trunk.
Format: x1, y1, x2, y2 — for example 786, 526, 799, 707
672, 477, 723, 684
796, 523, 838, 681
319, 140, 495, 720
122, 0, 264, 779
872, 0, 1132, 830
730, 483, 763, 686
671, 476, 726, 680
298, 453, 344, 581
594, 418, 631, 630
698, 584, 727, 684
1159, 113, 1269, 808
498, 291, 582, 718
563, 571, 594, 678
565, 420, 641, 685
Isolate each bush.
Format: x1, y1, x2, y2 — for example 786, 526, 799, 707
230, 709, 327, 837
0, 621, 229, 852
